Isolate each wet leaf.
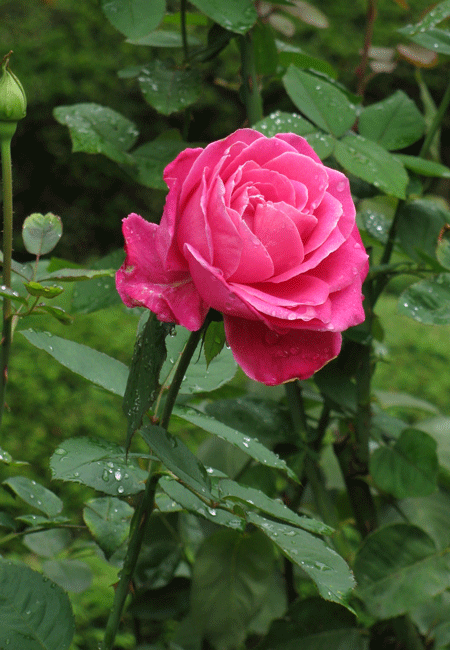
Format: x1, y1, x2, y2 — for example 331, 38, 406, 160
22, 213, 62, 256
2, 476, 62, 518
398, 274, 450, 324
83, 497, 133, 559
101, 0, 165, 40
189, 0, 257, 35
139, 60, 202, 115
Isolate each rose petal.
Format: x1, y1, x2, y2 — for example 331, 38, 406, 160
176, 170, 214, 266
275, 132, 322, 163
116, 214, 208, 330
252, 202, 304, 274
313, 229, 369, 292
303, 191, 343, 255
325, 168, 356, 240
239, 165, 297, 206
221, 135, 294, 179
224, 316, 342, 385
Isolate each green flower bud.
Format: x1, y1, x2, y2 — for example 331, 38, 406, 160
0, 51, 27, 123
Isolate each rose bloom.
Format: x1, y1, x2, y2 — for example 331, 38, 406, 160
116, 129, 368, 386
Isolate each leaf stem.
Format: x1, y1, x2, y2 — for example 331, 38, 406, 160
102, 325, 204, 650
0, 130, 15, 429
238, 31, 263, 125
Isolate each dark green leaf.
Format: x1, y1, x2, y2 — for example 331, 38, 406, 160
189, 0, 257, 34
39, 268, 115, 283
71, 249, 124, 313
21, 329, 128, 396
0, 512, 17, 530
123, 313, 169, 448
0, 447, 12, 464
396, 199, 449, 262
257, 597, 366, 650
203, 320, 226, 367
254, 110, 316, 137
33, 305, 73, 325
190, 529, 275, 649
50, 437, 147, 496
140, 424, 212, 499
173, 405, 298, 482
22, 213, 62, 256
357, 196, 396, 244
138, 61, 202, 115
101, 0, 165, 40
83, 497, 133, 559
398, 274, 450, 324
282, 66, 357, 138
131, 133, 192, 190
217, 478, 333, 535
395, 154, 450, 178
159, 476, 245, 530
370, 429, 438, 498
53, 103, 138, 165
334, 134, 409, 198
23, 529, 71, 558
398, 1, 450, 34
304, 131, 335, 160
2, 477, 62, 518
16, 514, 69, 527
401, 28, 450, 55
374, 390, 439, 414
358, 91, 425, 151
24, 282, 64, 299
248, 512, 355, 609
0, 559, 74, 650
354, 523, 450, 619
277, 46, 337, 79
42, 559, 92, 594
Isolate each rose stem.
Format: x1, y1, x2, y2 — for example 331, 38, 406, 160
180, 0, 189, 62
0, 126, 15, 430
420, 73, 450, 160
101, 326, 204, 650
285, 381, 352, 558
238, 31, 263, 125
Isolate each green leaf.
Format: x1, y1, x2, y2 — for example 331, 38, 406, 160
2, 477, 62, 518
277, 43, 337, 79
253, 21, 278, 75
20, 329, 128, 396
71, 249, 124, 313
0, 286, 27, 305
131, 133, 194, 190
401, 28, 450, 55
127, 30, 201, 47
357, 195, 396, 244
217, 478, 333, 535
370, 429, 438, 498
173, 405, 298, 482
189, 0, 257, 34
33, 305, 73, 325
395, 154, 450, 178
161, 325, 237, 393
50, 437, 147, 496
354, 523, 450, 619
257, 597, 366, 650
23, 529, 71, 557
159, 476, 245, 530
398, 0, 450, 35
0, 511, 16, 530
83, 497, 133, 559
22, 213, 62, 256
42, 559, 92, 594
334, 133, 409, 199
374, 390, 439, 414
16, 514, 69, 527
0, 559, 74, 650
24, 282, 64, 299
254, 110, 317, 137
358, 91, 425, 151
190, 528, 275, 649
248, 512, 355, 609
39, 268, 115, 283
138, 60, 202, 115
203, 320, 226, 367
282, 66, 357, 138
0, 447, 12, 464
140, 424, 212, 499
396, 199, 450, 262
398, 274, 450, 325
123, 313, 170, 448
101, 0, 165, 40
53, 103, 138, 165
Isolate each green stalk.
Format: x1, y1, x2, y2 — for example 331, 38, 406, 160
420, 73, 450, 160
238, 31, 263, 125
180, 0, 189, 62
101, 326, 204, 650
0, 127, 15, 429
285, 381, 351, 558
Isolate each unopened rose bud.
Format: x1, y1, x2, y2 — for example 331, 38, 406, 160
0, 52, 26, 131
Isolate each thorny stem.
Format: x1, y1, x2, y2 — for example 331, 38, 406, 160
102, 326, 204, 650
0, 131, 15, 429
238, 31, 263, 125
355, 0, 377, 97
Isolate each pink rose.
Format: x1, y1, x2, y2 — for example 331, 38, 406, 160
116, 129, 368, 386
